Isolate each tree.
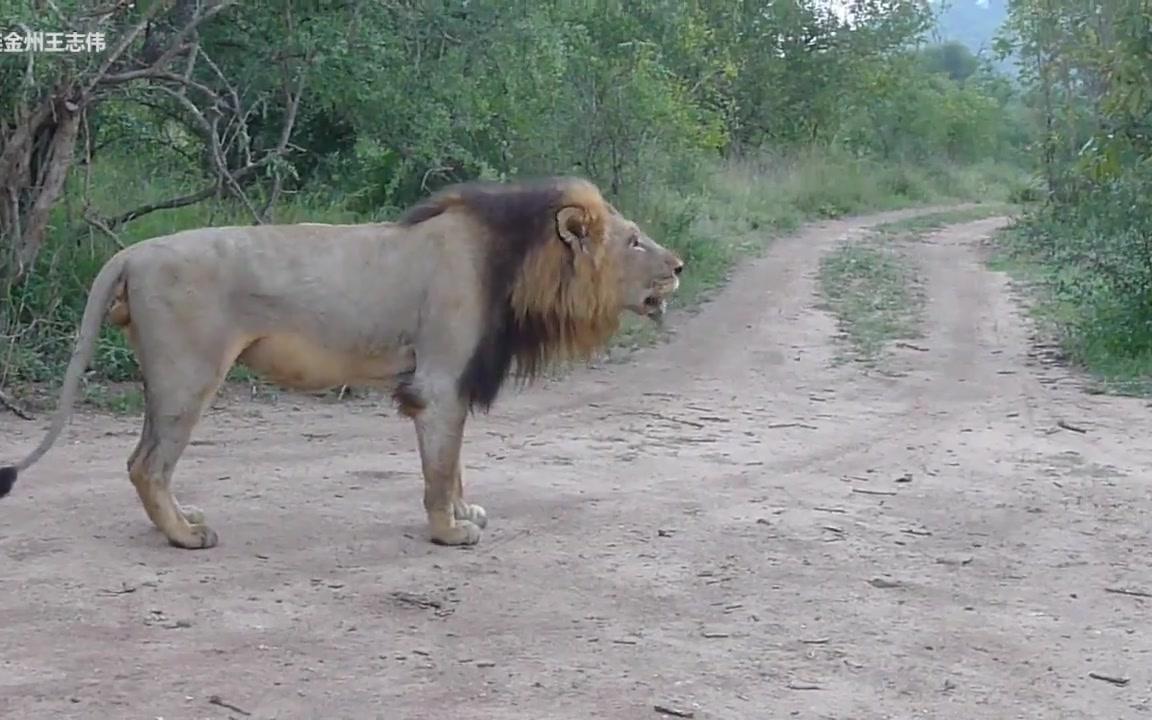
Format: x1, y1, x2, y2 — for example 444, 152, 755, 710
0, 0, 306, 296
919, 41, 980, 80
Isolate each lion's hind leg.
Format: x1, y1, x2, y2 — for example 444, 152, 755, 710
121, 373, 206, 529
128, 411, 219, 549
123, 317, 242, 550
128, 355, 233, 549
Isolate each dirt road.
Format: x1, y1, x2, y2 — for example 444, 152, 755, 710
3, 208, 1151, 720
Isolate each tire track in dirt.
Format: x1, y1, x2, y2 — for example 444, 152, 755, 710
2, 209, 1151, 719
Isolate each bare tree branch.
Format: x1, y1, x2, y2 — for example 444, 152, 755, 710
151, 84, 261, 222
0, 387, 34, 421
79, 1, 172, 100
84, 0, 240, 101
197, 47, 252, 165
82, 207, 125, 249
154, 83, 214, 136
259, 167, 285, 223
180, 33, 201, 92
104, 184, 220, 228
98, 69, 221, 101
259, 58, 307, 221
101, 150, 291, 231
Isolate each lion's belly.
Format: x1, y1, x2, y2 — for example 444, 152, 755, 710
237, 334, 415, 391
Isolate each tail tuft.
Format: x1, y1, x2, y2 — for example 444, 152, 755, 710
0, 466, 17, 498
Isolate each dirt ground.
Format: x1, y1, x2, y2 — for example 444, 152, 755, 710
3, 207, 1151, 720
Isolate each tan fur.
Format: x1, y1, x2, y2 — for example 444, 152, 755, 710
0, 177, 684, 550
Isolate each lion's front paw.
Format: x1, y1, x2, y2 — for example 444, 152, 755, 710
453, 501, 488, 529
168, 523, 219, 550
429, 519, 482, 546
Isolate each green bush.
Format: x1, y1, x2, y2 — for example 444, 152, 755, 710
996, 170, 1152, 390
0, 1, 1035, 400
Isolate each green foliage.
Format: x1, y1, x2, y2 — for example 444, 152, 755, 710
0, 0, 1035, 400
835, 52, 1031, 162
991, 0, 1152, 392
994, 174, 1152, 393
917, 41, 981, 81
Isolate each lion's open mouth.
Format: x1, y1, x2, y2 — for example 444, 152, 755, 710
642, 293, 668, 318
641, 277, 679, 319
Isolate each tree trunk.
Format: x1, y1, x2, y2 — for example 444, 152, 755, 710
0, 99, 82, 297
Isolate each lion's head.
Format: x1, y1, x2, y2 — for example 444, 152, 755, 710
399, 176, 683, 410
601, 203, 684, 321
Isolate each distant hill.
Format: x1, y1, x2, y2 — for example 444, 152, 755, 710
929, 0, 1008, 57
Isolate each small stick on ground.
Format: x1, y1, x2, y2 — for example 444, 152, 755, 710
767, 422, 818, 430
1105, 587, 1152, 599
0, 388, 33, 420
620, 410, 706, 429
901, 528, 933, 537
653, 704, 695, 718
208, 695, 252, 716
1057, 419, 1088, 434
852, 488, 897, 497
868, 577, 902, 589
787, 681, 823, 690
1088, 672, 1129, 687
813, 506, 847, 514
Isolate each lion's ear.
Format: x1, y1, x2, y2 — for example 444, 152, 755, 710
556, 205, 591, 254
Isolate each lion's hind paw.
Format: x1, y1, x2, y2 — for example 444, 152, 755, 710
453, 502, 488, 529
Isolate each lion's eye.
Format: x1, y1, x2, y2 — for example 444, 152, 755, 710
629, 235, 641, 249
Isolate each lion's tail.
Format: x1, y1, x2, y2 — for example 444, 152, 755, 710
0, 251, 130, 498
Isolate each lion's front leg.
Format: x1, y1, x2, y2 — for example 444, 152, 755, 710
413, 400, 483, 546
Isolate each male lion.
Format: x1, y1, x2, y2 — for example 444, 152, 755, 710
0, 177, 683, 549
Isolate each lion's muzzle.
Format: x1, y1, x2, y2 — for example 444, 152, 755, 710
642, 271, 682, 320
